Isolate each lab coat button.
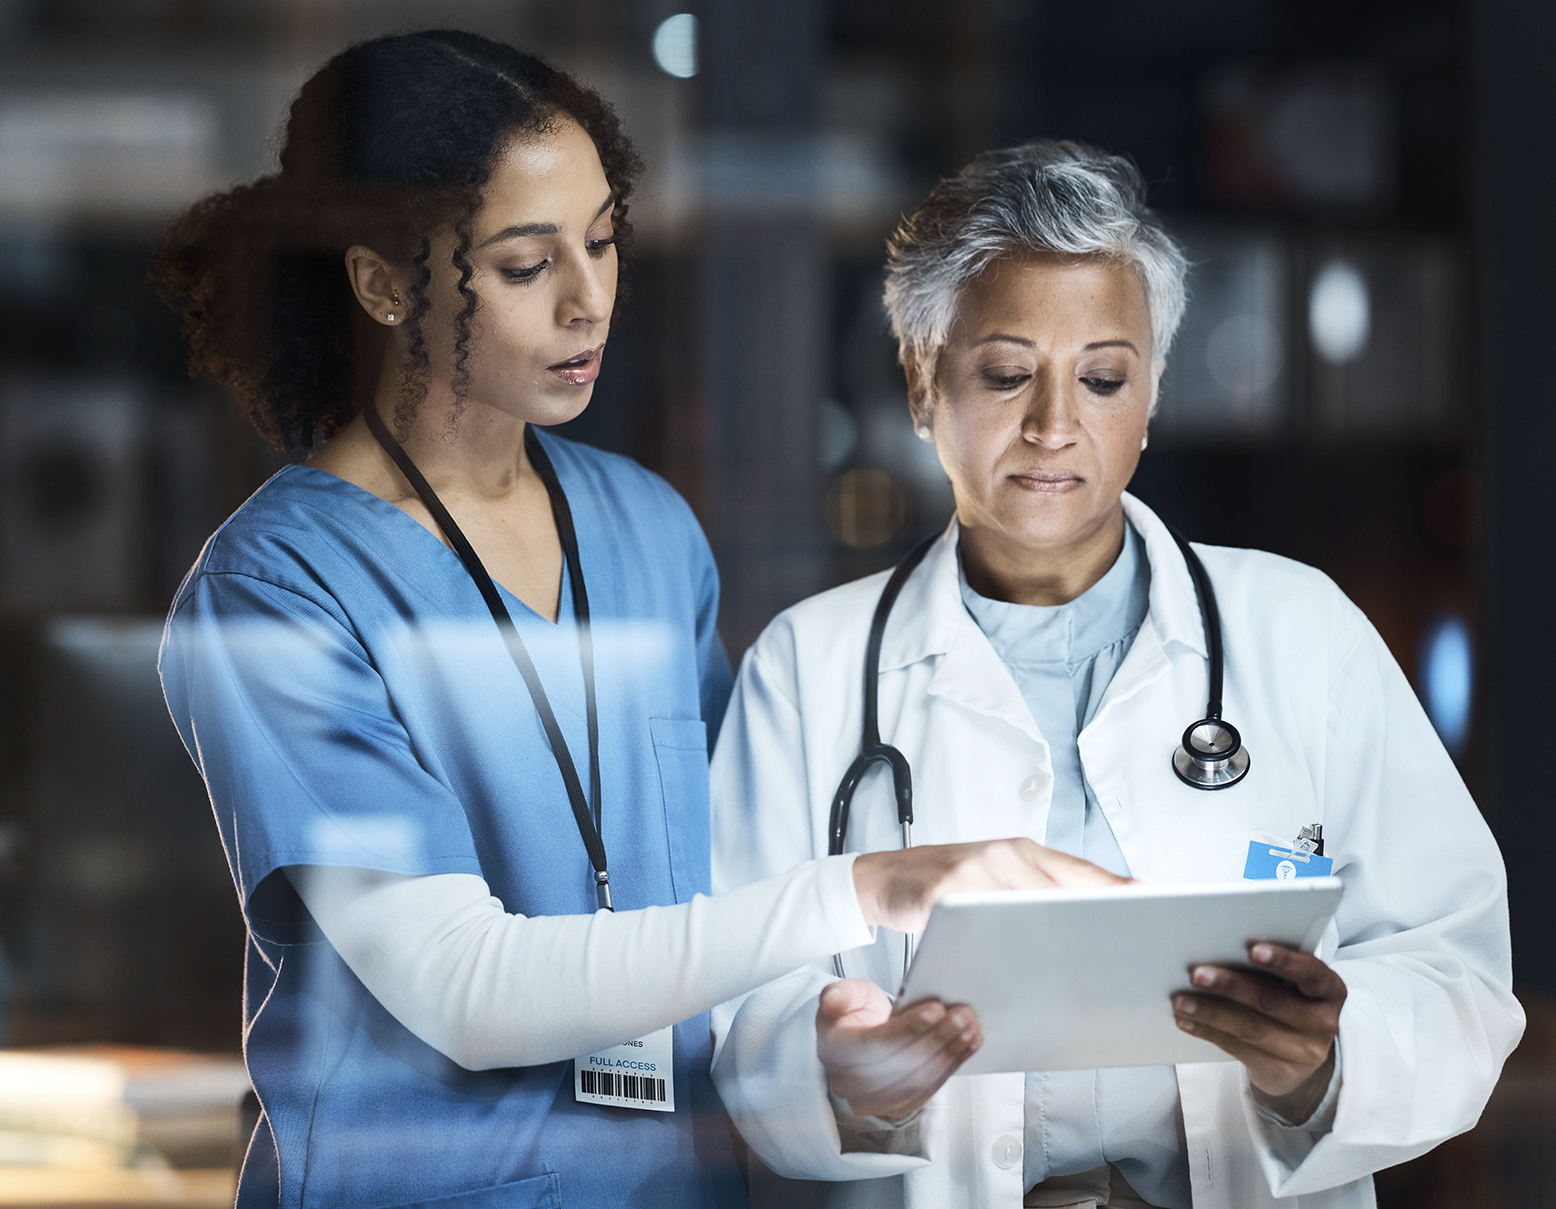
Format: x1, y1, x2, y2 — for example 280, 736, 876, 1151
992, 1134, 1022, 1168
1018, 775, 1043, 802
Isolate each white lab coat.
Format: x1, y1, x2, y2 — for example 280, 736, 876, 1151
709, 494, 1523, 1209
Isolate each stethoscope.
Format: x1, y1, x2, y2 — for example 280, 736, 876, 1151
826, 524, 1249, 977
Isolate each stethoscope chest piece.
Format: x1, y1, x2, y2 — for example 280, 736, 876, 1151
1172, 717, 1250, 790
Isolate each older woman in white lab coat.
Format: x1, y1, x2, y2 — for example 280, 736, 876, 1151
708, 140, 1523, 1209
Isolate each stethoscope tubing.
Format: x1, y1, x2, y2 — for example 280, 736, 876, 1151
826, 532, 938, 863
1164, 525, 1226, 722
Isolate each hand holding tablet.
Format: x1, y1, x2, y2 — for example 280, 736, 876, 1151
1173, 934, 1347, 1121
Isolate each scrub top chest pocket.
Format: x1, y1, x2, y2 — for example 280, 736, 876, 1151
650, 717, 711, 904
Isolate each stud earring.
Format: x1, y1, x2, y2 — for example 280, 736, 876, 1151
1140, 433, 1149, 451
917, 426, 932, 441
385, 313, 396, 323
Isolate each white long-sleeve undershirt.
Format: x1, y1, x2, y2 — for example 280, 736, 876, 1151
285, 856, 873, 1071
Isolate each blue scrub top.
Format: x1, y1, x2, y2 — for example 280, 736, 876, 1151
159, 432, 738, 1209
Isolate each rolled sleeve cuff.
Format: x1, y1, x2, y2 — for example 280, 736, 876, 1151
817, 853, 875, 954
1253, 1038, 1342, 1135
830, 1089, 930, 1156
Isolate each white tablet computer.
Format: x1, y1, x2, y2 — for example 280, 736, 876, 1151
897, 878, 1343, 1075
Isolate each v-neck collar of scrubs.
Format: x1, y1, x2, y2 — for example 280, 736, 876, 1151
283, 460, 568, 628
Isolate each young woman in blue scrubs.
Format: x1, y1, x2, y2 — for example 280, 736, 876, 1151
151, 30, 1113, 1209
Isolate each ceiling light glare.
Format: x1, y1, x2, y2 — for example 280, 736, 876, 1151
652, 14, 698, 79
1308, 259, 1370, 364
1205, 312, 1284, 397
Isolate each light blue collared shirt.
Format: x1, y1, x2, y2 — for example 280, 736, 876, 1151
958, 521, 1191, 1208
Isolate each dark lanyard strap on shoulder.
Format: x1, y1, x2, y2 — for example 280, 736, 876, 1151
364, 405, 612, 910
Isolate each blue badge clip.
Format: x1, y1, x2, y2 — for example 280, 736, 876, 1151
1243, 829, 1334, 881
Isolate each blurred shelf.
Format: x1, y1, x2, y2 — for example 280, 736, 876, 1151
0, 1166, 233, 1207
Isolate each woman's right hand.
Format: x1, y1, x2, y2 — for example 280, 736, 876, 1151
851, 838, 1128, 935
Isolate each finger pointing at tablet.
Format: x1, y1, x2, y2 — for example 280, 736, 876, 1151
817, 979, 983, 1122
1171, 942, 1347, 1123
853, 838, 1130, 936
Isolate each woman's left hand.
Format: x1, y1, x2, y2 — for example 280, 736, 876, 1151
1172, 943, 1346, 1119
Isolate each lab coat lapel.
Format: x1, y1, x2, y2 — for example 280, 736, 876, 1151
1079, 496, 1224, 885
878, 503, 1235, 876
1120, 493, 1209, 662
926, 623, 1044, 746
884, 522, 1042, 746
893, 501, 1203, 754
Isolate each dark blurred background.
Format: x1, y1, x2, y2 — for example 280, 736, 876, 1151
0, 0, 1550, 1204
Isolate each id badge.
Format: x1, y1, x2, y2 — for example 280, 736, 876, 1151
1243, 831, 1334, 881
574, 1025, 675, 1112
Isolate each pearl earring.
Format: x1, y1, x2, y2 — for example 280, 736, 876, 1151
1140, 433, 1149, 451
917, 426, 932, 441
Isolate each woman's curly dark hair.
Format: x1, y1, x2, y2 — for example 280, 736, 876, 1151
151, 30, 643, 451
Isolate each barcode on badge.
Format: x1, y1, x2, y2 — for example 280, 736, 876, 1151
579, 1068, 669, 1104
573, 1028, 675, 1112
572, 1064, 669, 1114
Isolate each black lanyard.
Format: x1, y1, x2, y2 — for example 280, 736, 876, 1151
365, 405, 612, 910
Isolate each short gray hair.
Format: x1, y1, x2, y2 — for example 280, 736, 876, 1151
883, 140, 1188, 378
